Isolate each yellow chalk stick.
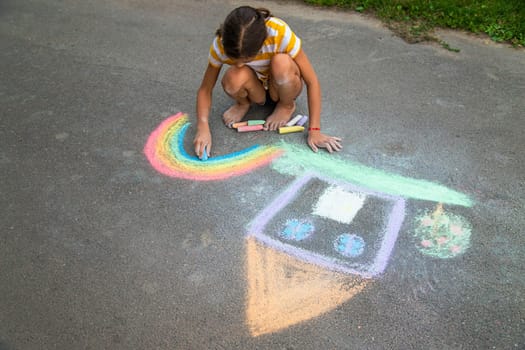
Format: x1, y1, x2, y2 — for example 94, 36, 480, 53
278, 126, 305, 134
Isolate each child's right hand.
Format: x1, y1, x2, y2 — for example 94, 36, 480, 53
193, 124, 212, 159
307, 131, 343, 153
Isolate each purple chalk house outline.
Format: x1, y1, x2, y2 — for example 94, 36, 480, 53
247, 173, 406, 278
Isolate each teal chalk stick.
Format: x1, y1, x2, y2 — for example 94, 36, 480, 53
247, 120, 266, 126
201, 148, 208, 161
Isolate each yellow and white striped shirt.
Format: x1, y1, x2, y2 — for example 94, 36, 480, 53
208, 17, 302, 83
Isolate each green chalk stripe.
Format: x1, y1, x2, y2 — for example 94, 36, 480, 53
272, 142, 474, 207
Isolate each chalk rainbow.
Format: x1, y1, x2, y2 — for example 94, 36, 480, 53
144, 112, 283, 181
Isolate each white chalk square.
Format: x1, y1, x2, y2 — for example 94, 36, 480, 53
313, 186, 366, 224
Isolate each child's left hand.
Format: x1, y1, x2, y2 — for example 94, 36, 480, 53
307, 132, 343, 153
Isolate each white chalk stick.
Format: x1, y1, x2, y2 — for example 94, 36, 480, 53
286, 114, 303, 126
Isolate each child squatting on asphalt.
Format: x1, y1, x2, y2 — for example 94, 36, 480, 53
193, 6, 343, 159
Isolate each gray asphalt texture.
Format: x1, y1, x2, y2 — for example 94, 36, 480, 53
1, 0, 524, 349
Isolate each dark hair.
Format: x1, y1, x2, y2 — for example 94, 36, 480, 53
216, 6, 272, 59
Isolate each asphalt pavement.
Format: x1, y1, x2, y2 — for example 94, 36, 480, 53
1, 0, 524, 349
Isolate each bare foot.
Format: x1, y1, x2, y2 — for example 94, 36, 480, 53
223, 103, 250, 127
265, 102, 295, 131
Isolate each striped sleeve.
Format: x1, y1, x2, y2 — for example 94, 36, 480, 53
266, 17, 302, 58
208, 36, 228, 68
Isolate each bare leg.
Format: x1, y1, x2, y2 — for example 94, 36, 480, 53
265, 54, 303, 131
222, 65, 266, 127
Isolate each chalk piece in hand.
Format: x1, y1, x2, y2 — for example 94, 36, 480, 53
278, 126, 305, 134
296, 115, 309, 126
247, 120, 266, 126
201, 148, 208, 161
238, 124, 264, 132
232, 121, 248, 129
286, 114, 303, 126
